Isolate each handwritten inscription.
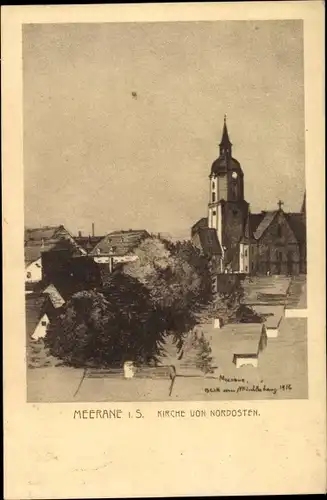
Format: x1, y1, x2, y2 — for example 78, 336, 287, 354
204, 376, 293, 396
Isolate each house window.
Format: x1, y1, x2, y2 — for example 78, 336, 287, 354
244, 249, 248, 257
41, 320, 47, 327
212, 210, 216, 216
26, 272, 31, 279
245, 266, 248, 272
212, 192, 216, 202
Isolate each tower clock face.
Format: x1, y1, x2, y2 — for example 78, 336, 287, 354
232, 171, 238, 179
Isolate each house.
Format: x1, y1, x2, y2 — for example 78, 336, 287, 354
25, 225, 86, 282
90, 229, 150, 268
220, 323, 267, 368
25, 293, 55, 341
192, 226, 223, 281
252, 305, 284, 338
191, 117, 306, 276
73, 234, 104, 254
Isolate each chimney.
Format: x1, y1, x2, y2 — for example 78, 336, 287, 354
92, 223, 95, 237
78, 231, 82, 237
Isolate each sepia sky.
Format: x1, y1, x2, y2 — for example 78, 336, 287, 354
23, 20, 305, 239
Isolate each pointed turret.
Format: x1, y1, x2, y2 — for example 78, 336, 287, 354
219, 114, 232, 157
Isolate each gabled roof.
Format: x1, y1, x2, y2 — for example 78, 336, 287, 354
253, 211, 278, 240
220, 323, 265, 356
90, 230, 150, 256
197, 227, 222, 256
284, 213, 306, 244
24, 225, 86, 265
248, 213, 265, 238
43, 284, 65, 309
74, 236, 104, 253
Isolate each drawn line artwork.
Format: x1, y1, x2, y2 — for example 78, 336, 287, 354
24, 20, 307, 402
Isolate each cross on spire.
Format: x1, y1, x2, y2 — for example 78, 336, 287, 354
277, 200, 284, 211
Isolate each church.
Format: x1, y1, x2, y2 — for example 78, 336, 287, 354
191, 117, 306, 276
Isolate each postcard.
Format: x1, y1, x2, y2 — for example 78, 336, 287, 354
2, 2, 325, 498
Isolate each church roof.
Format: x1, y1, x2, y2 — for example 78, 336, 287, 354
211, 156, 242, 176
248, 210, 306, 244
191, 217, 208, 237
197, 227, 222, 256
253, 211, 278, 240
284, 213, 306, 244
219, 116, 232, 147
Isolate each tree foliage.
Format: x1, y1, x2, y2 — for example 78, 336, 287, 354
124, 237, 213, 346
45, 274, 165, 367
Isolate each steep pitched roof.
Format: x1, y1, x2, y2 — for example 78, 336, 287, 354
253, 211, 278, 240
197, 228, 222, 256
191, 217, 208, 237
285, 213, 306, 244
43, 284, 65, 309
248, 213, 265, 238
25, 225, 86, 265
90, 230, 150, 256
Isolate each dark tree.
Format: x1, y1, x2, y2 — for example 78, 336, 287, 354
45, 274, 165, 367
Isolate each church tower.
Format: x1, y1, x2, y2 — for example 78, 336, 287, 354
208, 116, 249, 269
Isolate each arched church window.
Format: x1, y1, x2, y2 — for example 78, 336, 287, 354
212, 182, 215, 189
212, 210, 216, 216
277, 224, 282, 238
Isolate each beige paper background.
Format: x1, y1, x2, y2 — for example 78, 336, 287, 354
2, 2, 326, 497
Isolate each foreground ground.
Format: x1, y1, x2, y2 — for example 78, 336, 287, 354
27, 275, 308, 402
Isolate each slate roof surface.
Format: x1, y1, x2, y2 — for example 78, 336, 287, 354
211, 156, 242, 176
25, 225, 85, 265
197, 227, 222, 256
191, 217, 208, 236
74, 236, 104, 253
91, 230, 150, 256
285, 213, 306, 244
253, 211, 278, 240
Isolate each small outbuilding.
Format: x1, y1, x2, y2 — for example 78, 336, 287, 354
252, 305, 284, 338
221, 323, 267, 369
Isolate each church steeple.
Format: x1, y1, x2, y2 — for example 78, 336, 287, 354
219, 114, 232, 157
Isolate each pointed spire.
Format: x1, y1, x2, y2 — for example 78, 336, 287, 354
219, 115, 232, 157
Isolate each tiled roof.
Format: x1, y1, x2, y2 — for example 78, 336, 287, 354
25, 225, 85, 265
191, 217, 208, 236
74, 236, 104, 253
253, 211, 278, 240
90, 230, 150, 256
43, 284, 65, 309
285, 213, 306, 244
197, 227, 222, 256
248, 213, 265, 238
